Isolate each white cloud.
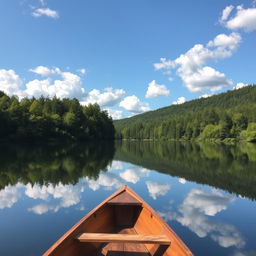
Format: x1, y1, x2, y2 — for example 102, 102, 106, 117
145, 80, 170, 98
107, 161, 124, 171
77, 68, 86, 74
81, 88, 125, 107
1, 66, 128, 111
183, 66, 232, 93
25, 182, 84, 214
207, 32, 241, 51
86, 172, 123, 191
29, 66, 55, 76
32, 8, 59, 19
145, 181, 171, 200
28, 203, 57, 215
120, 168, 149, 184
179, 178, 186, 184
233, 82, 248, 90
200, 93, 213, 98
104, 108, 124, 120
222, 6, 256, 32
159, 189, 245, 249
173, 96, 186, 105
0, 184, 21, 209
154, 33, 241, 93
119, 95, 150, 113
0, 69, 23, 97
220, 5, 234, 22
182, 189, 234, 216
25, 70, 85, 99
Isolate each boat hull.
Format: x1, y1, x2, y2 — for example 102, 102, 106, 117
43, 186, 193, 256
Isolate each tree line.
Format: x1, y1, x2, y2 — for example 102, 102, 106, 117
0, 141, 115, 190
0, 91, 115, 141
115, 141, 256, 200
115, 85, 256, 142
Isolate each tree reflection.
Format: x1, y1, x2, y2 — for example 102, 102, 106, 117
115, 141, 256, 200
0, 141, 115, 190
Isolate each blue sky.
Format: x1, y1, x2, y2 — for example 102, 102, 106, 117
0, 0, 256, 119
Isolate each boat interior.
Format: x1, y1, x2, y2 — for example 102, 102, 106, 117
44, 187, 192, 256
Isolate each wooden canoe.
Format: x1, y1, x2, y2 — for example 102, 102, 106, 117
43, 185, 194, 256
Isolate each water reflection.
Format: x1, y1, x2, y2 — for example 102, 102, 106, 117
145, 181, 171, 200
0, 141, 255, 256
0, 141, 115, 189
115, 141, 256, 200
159, 189, 245, 248
159, 189, 245, 249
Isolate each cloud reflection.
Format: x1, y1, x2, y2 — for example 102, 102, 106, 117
0, 184, 21, 209
120, 168, 149, 184
159, 188, 245, 249
146, 181, 171, 200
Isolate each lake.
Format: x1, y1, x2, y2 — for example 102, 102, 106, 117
0, 141, 255, 256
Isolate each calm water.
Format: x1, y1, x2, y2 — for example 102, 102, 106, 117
0, 141, 256, 256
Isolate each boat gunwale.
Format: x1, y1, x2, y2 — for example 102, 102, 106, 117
43, 185, 194, 256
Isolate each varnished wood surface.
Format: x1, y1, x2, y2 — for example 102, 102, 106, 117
107, 191, 142, 205
43, 185, 194, 256
77, 233, 171, 244
97, 228, 150, 256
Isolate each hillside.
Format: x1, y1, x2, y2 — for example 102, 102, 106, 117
114, 85, 256, 141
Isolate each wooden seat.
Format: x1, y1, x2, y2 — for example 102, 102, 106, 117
77, 233, 171, 245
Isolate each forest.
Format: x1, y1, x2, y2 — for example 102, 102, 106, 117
115, 85, 256, 142
115, 141, 256, 200
0, 142, 114, 190
0, 91, 115, 141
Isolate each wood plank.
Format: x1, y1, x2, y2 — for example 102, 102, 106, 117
107, 191, 142, 205
98, 227, 150, 256
77, 233, 171, 245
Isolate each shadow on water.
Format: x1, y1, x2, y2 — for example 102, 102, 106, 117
114, 141, 256, 200
0, 141, 115, 190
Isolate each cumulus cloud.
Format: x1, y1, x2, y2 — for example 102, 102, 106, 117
29, 66, 55, 76
154, 33, 241, 93
1, 66, 87, 100
32, 8, 59, 19
81, 88, 125, 107
173, 96, 186, 105
0, 184, 21, 209
0, 69, 23, 97
119, 95, 150, 113
107, 161, 124, 171
233, 82, 248, 90
120, 168, 149, 184
220, 5, 234, 22
86, 172, 123, 191
145, 181, 171, 200
26, 182, 84, 214
104, 108, 124, 120
221, 6, 256, 32
159, 189, 245, 249
145, 80, 170, 98
25, 70, 85, 99
207, 32, 241, 51
179, 178, 187, 184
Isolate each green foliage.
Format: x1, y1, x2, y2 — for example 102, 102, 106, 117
201, 124, 220, 139
0, 92, 114, 141
0, 141, 115, 189
115, 141, 256, 200
115, 85, 256, 142
240, 123, 256, 142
